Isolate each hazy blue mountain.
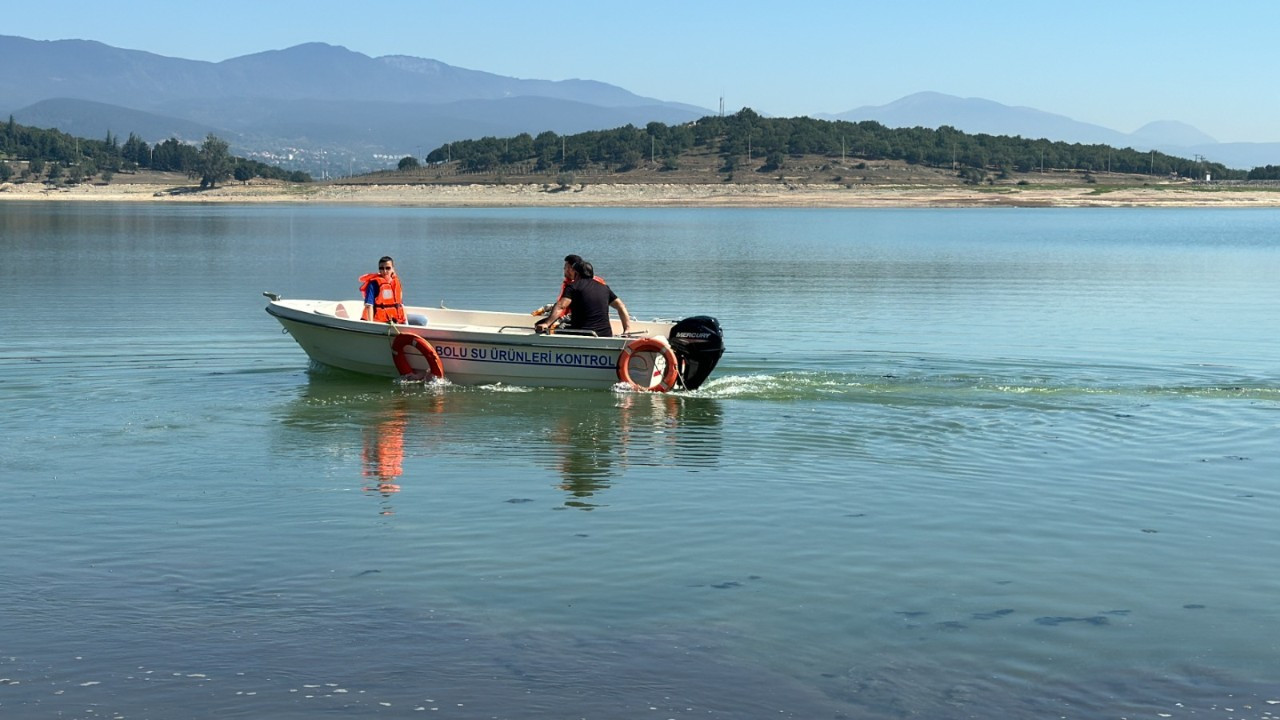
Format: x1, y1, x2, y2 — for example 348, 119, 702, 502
0, 36, 217, 109
5, 35, 1276, 173
1129, 120, 1217, 147
1162, 142, 1280, 171
378, 54, 707, 112
0, 35, 710, 174
13, 98, 223, 145
827, 92, 1277, 169
826, 92, 1132, 145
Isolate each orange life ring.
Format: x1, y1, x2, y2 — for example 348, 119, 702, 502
616, 337, 680, 392
390, 333, 445, 380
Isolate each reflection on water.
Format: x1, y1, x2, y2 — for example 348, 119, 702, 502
361, 402, 406, 496
360, 388, 453, 515
548, 391, 724, 509
276, 374, 723, 512
549, 407, 615, 508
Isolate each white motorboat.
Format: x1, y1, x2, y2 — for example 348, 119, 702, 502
264, 294, 724, 391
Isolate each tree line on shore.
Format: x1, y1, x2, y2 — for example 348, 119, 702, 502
422, 108, 1264, 183
0, 117, 311, 187
9, 110, 1278, 188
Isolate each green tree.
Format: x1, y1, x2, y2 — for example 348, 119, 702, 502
464, 151, 499, 172
398, 156, 420, 170
121, 133, 150, 167
562, 147, 591, 171
1247, 165, 1280, 180
503, 133, 534, 164
617, 149, 643, 172
153, 138, 197, 172
193, 134, 233, 188
533, 131, 560, 171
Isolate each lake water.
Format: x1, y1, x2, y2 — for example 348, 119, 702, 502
2, 203, 1278, 719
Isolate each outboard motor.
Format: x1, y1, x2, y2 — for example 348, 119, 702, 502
668, 316, 724, 390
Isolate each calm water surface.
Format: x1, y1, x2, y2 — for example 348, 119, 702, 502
1, 203, 1278, 718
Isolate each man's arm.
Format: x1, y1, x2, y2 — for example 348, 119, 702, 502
610, 297, 632, 334
535, 297, 572, 333
361, 279, 379, 320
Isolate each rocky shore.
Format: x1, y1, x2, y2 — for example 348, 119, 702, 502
4, 178, 1279, 207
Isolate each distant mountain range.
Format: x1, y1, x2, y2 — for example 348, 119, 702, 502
823, 92, 1280, 171
0, 35, 711, 175
3, 35, 1277, 173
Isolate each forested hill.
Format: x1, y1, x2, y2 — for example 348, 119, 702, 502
0, 118, 310, 185
11, 110, 1280, 188
424, 109, 1278, 182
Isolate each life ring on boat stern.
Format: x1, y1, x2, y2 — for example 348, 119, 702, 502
390, 333, 445, 380
616, 336, 680, 392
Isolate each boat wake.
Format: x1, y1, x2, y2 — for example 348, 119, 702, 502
686, 368, 1280, 406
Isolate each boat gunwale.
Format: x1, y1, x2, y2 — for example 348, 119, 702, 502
265, 299, 663, 351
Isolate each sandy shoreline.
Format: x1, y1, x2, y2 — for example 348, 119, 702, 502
4, 179, 1279, 208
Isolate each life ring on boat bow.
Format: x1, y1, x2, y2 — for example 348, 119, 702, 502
391, 333, 445, 380
616, 336, 680, 392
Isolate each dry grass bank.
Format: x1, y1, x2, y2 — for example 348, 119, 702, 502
4, 164, 1280, 208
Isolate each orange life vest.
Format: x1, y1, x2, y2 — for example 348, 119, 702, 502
358, 272, 407, 323
557, 274, 605, 303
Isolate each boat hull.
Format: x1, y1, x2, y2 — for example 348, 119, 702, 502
266, 298, 678, 389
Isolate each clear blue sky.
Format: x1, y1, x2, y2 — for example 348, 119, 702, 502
5, 0, 1276, 142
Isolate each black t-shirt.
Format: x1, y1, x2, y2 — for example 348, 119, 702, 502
564, 278, 617, 336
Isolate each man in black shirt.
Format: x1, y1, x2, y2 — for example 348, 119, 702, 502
534, 260, 632, 337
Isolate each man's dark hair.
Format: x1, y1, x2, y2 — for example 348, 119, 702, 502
564, 254, 583, 265
573, 260, 595, 279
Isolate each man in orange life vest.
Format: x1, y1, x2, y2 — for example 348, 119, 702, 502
359, 256, 407, 324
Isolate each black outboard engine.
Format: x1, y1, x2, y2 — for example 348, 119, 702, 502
668, 316, 724, 390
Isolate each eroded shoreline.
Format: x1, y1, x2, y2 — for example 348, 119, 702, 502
4, 180, 1279, 207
